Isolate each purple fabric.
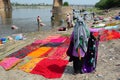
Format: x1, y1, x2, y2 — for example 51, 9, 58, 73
72, 47, 85, 57
66, 32, 85, 57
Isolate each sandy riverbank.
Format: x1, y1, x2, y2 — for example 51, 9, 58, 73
0, 8, 120, 80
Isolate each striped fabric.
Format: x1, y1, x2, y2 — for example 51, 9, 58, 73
19, 58, 44, 72
27, 47, 53, 58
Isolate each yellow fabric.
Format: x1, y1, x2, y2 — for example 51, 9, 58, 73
27, 47, 52, 58
19, 58, 43, 72
105, 22, 116, 26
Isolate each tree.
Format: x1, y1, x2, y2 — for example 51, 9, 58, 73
95, 0, 120, 9
63, 2, 69, 6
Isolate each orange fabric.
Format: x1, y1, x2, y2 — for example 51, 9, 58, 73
20, 58, 44, 72
0, 40, 2, 44
27, 47, 52, 58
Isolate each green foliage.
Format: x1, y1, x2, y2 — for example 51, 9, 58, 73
95, 0, 120, 9
63, 2, 69, 6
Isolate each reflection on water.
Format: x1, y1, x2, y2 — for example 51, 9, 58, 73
0, 8, 52, 38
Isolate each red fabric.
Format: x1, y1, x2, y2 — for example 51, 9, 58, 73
30, 58, 68, 79
93, 30, 120, 41
48, 47, 67, 59
60, 37, 70, 47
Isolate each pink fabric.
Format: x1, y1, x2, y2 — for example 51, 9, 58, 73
33, 40, 48, 44
49, 37, 67, 43
0, 57, 21, 70
33, 35, 62, 44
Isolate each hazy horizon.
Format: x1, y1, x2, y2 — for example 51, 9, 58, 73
11, 0, 100, 5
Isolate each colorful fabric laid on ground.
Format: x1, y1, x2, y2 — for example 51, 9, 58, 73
1, 35, 70, 77
20, 58, 44, 73
59, 36, 70, 48
93, 30, 120, 41
41, 43, 62, 47
48, 47, 68, 59
33, 40, 47, 44
115, 16, 120, 20
49, 36, 67, 43
104, 25, 119, 30
105, 22, 117, 26
33, 35, 61, 44
43, 35, 61, 43
7, 43, 40, 59
45, 35, 61, 40
90, 28, 104, 32
0, 57, 21, 70
92, 24, 105, 28
27, 47, 53, 58
30, 58, 68, 79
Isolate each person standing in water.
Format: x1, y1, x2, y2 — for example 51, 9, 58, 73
51, 15, 55, 27
37, 16, 45, 31
37, 16, 42, 31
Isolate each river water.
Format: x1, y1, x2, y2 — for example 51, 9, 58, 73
0, 7, 52, 38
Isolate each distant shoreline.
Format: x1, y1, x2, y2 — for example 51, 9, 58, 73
12, 5, 52, 9
12, 5, 95, 9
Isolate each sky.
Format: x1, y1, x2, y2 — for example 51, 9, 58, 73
11, 0, 100, 5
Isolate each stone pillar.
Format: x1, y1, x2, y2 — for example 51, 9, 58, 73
0, 0, 12, 11
52, 0, 73, 26
53, 0, 63, 7
53, 6, 73, 26
0, 9, 12, 24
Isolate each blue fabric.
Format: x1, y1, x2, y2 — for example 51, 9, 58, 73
115, 16, 120, 20
0, 38, 7, 44
15, 35, 23, 40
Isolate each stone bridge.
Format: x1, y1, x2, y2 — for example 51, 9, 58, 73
0, 0, 63, 10
0, 0, 73, 25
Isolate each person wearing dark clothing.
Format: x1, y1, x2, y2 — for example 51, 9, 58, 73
91, 12, 95, 19
51, 15, 55, 27
66, 18, 90, 74
66, 18, 99, 74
